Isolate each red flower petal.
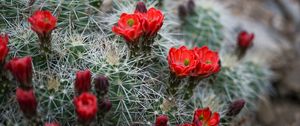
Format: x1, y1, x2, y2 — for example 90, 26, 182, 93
28, 10, 57, 35
167, 46, 198, 77
73, 92, 98, 123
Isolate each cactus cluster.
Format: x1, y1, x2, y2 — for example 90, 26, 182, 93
0, 0, 271, 126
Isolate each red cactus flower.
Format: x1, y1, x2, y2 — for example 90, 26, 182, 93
193, 107, 220, 126
0, 34, 9, 63
73, 92, 98, 123
155, 115, 169, 126
112, 13, 143, 43
6, 56, 33, 88
44, 122, 60, 126
192, 46, 220, 77
16, 88, 37, 118
137, 8, 164, 37
237, 31, 254, 49
168, 46, 198, 77
75, 69, 91, 94
28, 10, 57, 35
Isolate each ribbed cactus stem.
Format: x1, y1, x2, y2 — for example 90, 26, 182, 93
37, 32, 52, 54
167, 72, 182, 96
184, 77, 202, 100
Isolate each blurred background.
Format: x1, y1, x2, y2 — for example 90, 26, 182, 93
209, 0, 300, 125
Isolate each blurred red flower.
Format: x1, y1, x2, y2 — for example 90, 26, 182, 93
75, 69, 91, 94
16, 88, 37, 118
193, 107, 220, 126
112, 13, 143, 43
155, 115, 169, 126
192, 46, 220, 77
28, 10, 57, 35
0, 34, 9, 63
6, 56, 33, 88
237, 31, 254, 49
167, 46, 198, 77
44, 122, 60, 126
137, 8, 164, 37
74, 92, 98, 123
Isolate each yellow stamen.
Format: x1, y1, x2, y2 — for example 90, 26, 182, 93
127, 19, 135, 27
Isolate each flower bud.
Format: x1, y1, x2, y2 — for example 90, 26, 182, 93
99, 98, 112, 113
226, 99, 246, 116
6, 56, 33, 88
16, 88, 37, 118
178, 5, 187, 20
187, 0, 195, 14
135, 2, 147, 13
94, 75, 109, 97
155, 115, 169, 126
0, 33, 9, 63
74, 69, 91, 94
237, 31, 254, 49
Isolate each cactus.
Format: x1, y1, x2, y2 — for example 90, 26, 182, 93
0, 0, 271, 125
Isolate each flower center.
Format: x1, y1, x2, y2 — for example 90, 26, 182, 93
199, 114, 204, 120
127, 18, 135, 27
82, 99, 90, 106
206, 60, 212, 64
43, 18, 50, 23
184, 59, 190, 66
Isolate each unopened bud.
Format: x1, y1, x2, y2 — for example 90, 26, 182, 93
94, 75, 109, 97
226, 99, 246, 116
178, 5, 187, 20
187, 0, 196, 14
135, 2, 147, 13
99, 98, 112, 113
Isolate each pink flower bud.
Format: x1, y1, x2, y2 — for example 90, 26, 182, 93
44, 122, 60, 126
